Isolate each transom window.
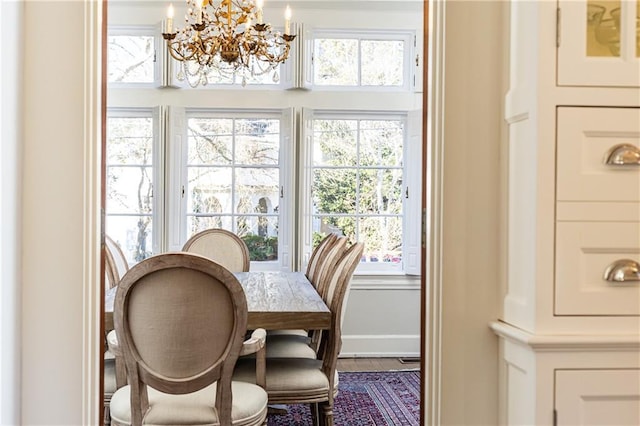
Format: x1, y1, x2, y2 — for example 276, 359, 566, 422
107, 27, 157, 85
311, 30, 414, 89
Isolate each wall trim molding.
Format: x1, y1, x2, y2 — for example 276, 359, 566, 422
423, 0, 446, 424
491, 321, 640, 352
82, 0, 102, 424
341, 334, 421, 358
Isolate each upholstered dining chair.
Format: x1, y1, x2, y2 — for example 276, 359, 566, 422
305, 233, 339, 288
233, 242, 365, 426
265, 235, 348, 354
105, 235, 130, 290
182, 228, 251, 272
104, 235, 130, 400
109, 252, 268, 426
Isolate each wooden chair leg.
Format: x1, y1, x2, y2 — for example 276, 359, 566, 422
310, 403, 319, 426
321, 402, 333, 426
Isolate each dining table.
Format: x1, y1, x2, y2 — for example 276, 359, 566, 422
104, 270, 331, 332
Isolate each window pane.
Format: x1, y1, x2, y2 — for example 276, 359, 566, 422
358, 169, 403, 214
361, 40, 404, 86
107, 118, 153, 165
237, 216, 279, 261
313, 120, 357, 166
312, 216, 357, 243
105, 215, 153, 264
187, 215, 232, 235
236, 119, 280, 165
359, 216, 402, 264
107, 166, 153, 214
312, 169, 358, 215
108, 35, 155, 83
360, 120, 403, 167
188, 167, 233, 214
188, 118, 233, 165
314, 39, 358, 85
236, 168, 280, 206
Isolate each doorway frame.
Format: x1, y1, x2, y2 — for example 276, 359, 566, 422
81, 0, 447, 424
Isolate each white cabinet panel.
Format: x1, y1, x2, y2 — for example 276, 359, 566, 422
558, 0, 640, 87
556, 369, 640, 425
556, 222, 640, 316
557, 107, 640, 203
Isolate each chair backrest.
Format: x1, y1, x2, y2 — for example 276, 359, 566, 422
105, 235, 130, 290
317, 242, 364, 375
114, 252, 248, 426
182, 228, 250, 272
305, 233, 339, 286
315, 236, 348, 300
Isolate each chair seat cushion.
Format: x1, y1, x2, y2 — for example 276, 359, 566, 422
265, 334, 316, 359
109, 381, 267, 426
267, 329, 309, 338
233, 358, 338, 404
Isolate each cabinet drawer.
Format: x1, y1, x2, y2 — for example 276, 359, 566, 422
557, 107, 640, 203
556, 369, 640, 426
556, 222, 640, 316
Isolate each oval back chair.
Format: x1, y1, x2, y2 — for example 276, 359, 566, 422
182, 228, 251, 272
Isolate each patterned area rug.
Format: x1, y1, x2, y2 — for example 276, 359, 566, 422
267, 370, 420, 425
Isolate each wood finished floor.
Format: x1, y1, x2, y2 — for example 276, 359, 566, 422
337, 357, 420, 372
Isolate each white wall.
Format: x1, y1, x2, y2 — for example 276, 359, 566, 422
439, 1, 508, 424
0, 2, 23, 424
21, 1, 87, 423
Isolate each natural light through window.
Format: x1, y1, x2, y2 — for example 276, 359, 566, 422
311, 117, 404, 269
186, 115, 281, 263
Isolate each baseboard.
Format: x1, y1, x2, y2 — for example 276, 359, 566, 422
340, 334, 420, 358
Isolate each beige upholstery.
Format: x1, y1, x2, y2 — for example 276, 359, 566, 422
182, 228, 250, 272
234, 243, 365, 426
109, 252, 267, 426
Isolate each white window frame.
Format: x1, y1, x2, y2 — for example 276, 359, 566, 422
105, 107, 163, 264
300, 108, 422, 275
308, 28, 416, 92
107, 26, 160, 88
167, 107, 295, 271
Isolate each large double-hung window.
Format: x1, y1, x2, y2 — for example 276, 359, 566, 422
173, 109, 294, 270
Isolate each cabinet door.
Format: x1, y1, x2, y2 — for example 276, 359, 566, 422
556, 369, 640, 425
558, 0, 640, 87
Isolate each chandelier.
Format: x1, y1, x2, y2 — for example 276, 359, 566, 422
162, 0, 296, 87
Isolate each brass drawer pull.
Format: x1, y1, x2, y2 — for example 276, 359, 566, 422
604, 143, 640, 166
603, 259, 640, 283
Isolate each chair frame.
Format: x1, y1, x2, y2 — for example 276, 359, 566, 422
105, 235, 129, 290
114, 252, 252, 426
182, 228, 251, 272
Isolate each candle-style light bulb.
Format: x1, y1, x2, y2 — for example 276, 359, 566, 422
284, 5, 291, 34
166, 4, 174, 33
256, 0, 264, 24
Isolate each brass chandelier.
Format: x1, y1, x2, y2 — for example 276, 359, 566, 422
162, 0, 296, 87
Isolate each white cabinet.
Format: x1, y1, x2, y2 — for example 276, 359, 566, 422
496, 0, 640, 424
558, 0, 640, 87
556, 369, 640, 426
